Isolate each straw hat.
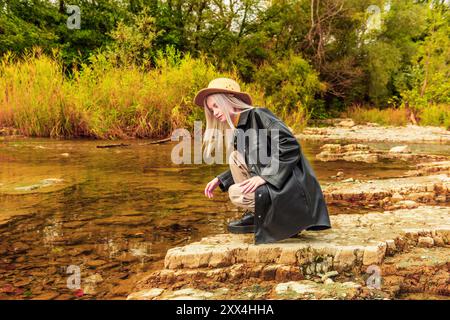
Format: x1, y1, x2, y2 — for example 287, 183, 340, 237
193, 77, 253, 107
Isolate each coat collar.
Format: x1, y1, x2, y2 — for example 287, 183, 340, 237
236, 108, 253, 128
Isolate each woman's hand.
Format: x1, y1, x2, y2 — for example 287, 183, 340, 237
238, 176, 266, 194
204, 177, 220, 198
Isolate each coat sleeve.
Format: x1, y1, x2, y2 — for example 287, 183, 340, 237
217, 169, 235, 192
258, 120, 301, 190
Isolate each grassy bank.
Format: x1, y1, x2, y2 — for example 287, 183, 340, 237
341, 104, 450, 129
0, 51, 448, 139
0, 49, 265, 139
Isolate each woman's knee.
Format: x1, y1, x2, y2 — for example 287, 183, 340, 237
228, 184, 242, 205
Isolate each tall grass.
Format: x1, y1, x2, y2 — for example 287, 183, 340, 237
0, 48, 257, 139
0, 50, 76, 137
341, 104, 450, 128
418, 104, 450, 129
341, 105, 409, 126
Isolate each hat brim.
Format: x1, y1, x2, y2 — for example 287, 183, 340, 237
193, 88, 253, 107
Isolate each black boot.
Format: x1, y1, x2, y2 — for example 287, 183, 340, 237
227, 210, 255, 234
289, 231, 303, 238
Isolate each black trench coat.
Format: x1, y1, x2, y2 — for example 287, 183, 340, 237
217, 106, 331, 245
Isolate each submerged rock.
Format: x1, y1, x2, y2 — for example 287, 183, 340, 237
14, 184, 42, 191
10, 178, 65, 193
31, 292, 60, 300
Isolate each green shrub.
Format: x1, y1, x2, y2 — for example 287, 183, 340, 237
254, 51, 326, 126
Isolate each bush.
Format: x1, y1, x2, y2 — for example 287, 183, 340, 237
254, 51, 326, 125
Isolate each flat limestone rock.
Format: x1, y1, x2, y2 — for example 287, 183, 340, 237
296, 124, 450, 144
128, 287, 229, 300
381, 247, 450, 296
316, 143, 449, 164
127, 288, 165, 300
406, 161, 450, 176
131, 207, 449, 300
274, 280, 364, 300
127, 279, 379, 300
159, 206, 449, 281
323, 174, 450, 208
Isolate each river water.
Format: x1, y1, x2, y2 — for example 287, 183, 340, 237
0, 137, 448, 299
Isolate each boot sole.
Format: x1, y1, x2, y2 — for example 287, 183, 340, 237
227, 224, 255, 234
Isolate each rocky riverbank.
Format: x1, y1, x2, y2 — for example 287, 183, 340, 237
126, 131, 450, 300
316, 143, 449, 164
323, 174, 449, 210
127, 204, 449, 300
296, 119, 450, 144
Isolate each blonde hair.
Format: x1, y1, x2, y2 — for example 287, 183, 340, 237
202, 93, 254, 164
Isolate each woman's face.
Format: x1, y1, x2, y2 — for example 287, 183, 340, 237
206, 96, 227, 123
